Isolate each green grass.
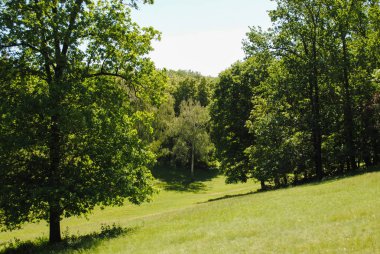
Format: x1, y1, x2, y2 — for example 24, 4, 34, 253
1, 169, 379, 254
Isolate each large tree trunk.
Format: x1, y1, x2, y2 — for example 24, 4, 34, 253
49, 203, 62, 243
48, 101, 62, 243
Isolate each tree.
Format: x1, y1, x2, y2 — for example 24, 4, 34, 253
169, 71, 214, 115
197, 77, 211, 107
0, 0, 165, 243
210, 62, 254, 183
321, 0, 372, 171
270, 0, 326, 180
151, 70, 215, 165
171, 100, 212, 179
244, 57, 313, 188
243, 0, 380, 184
173, 78, 198, 114
210, 30, 272, 184
151, 94, 176, 160
350, 2, 380, 167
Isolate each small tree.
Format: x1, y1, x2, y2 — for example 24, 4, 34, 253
171, 100, 212, 179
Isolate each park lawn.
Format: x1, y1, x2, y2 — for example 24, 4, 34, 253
1, 170, 379, 253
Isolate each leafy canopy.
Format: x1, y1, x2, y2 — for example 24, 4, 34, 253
0, 0, 165, 237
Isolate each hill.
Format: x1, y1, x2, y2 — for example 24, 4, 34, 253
1, 170, 379, 253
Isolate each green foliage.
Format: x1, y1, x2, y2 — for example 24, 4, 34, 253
210, 62, 253, 183
151, 94, 176, 159
0, 0, 165, 241
0, 75, 158, 223
167, 70, 215, 114
151, 70, 215, 170
246, 60, 313, 186
210, 52, 272, 184
171, 100, 213, 176
211, 0, 380, 187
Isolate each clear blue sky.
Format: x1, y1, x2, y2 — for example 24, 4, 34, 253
131, 0, 276, 77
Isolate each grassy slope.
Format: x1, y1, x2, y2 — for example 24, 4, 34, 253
90, 172, 380, 254
1, 171, 380, 253
0, 169, 257, 245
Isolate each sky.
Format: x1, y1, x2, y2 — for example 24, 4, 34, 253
131, 0, 276, 77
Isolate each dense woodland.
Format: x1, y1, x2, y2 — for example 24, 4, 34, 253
154, 0, 380, 189
211, 0, 380, 189
0, 0, 379, 245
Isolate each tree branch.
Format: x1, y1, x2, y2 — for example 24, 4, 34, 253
61, 0, 84, 57
86, 71, 142, 102
0, 43, 41, 53
86, 71, 130, 80
34, 0, 53, 83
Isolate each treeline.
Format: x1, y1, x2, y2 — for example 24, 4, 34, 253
210, 0, 380, 189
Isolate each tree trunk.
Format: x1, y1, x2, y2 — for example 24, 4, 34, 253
48, 101, 62, 244
274, 176, 280, 188
191, 142, 194, 180
310, 75, 323, 180
260, 180, 266, 190
341, 31, 356, 171
374, 136, 380, 165
283, 175, 288, 186
293, 172, 299, 185
310, 40, 323, 181
49, 204, 62, 243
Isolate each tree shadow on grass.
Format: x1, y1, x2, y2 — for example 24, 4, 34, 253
0, 223, 138, 254
203, 191, 257, 203
151, 164, 220, 193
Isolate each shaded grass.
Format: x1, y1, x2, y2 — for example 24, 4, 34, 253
0, 224, 136, 254
151, 165, 219, 192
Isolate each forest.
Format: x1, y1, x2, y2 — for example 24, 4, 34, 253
153, 0, 380, 188
0, 0, 379, 252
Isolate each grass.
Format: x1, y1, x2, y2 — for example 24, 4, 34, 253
1, 167, 379, 253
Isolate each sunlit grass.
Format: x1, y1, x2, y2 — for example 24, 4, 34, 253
0, 168, 257, 247
1, 169, 379, 253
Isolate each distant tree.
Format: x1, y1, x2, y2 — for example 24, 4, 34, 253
151, 94, 176, 160
173, 78, 198, 114
167, 70, 215, 115
151, 70, 215, 165
0, 0, 164, 243
171, 100, 212, 179
197, 77, 211, 107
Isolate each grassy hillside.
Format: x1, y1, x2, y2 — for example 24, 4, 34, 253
1, 170, 379, 253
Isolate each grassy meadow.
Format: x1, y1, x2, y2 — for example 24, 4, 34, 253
0, 168, 379, 254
